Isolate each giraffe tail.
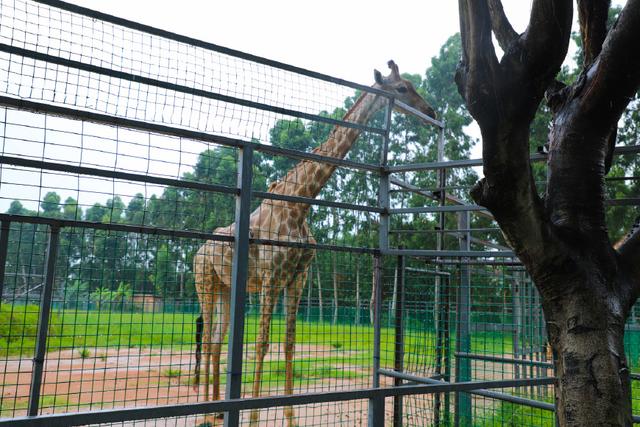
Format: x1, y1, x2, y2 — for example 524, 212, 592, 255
193, 313, 203, 391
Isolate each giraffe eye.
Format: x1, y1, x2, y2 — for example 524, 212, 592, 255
396, 86, 408, 93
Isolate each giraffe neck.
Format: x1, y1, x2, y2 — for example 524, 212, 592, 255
270, 90, 386, 201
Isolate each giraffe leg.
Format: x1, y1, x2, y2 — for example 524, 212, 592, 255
193, 249, 213, 399
283, 270, 307, 427
203, 291, 217, 402
249, 280, 279, 426
210, 286, 230, 418
204, 289, 228, 426
193, 314, 203, 391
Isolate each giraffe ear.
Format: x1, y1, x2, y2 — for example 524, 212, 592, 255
374, 69, 384, 85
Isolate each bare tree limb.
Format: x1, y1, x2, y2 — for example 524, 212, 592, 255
521, 0, 573, 80
578, 0, 612, 67
487, 0, 518, 51
456, 0, 500, 124
457, 0, 575, 294
579, 0, 640, 126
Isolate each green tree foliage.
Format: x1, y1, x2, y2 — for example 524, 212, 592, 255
151, 244, 172, 297
13, 32, 612, 310
40, 191, 61, 218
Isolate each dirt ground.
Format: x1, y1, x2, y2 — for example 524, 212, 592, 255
1, 345, 546, 425
0, 345, 396, 426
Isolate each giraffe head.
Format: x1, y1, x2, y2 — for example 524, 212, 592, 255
374, 60, 437, 120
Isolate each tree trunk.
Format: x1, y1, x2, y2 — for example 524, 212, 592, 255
455, 1, 640, 425
545, 284, 632, 426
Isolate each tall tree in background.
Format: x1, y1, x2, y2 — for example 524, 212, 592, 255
456, 0, 640, 425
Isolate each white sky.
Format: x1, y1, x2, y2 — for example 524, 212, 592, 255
0, 0, 627, 213
68, 0, 535, 84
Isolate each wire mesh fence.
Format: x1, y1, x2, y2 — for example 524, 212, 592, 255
1, 1, 640, 426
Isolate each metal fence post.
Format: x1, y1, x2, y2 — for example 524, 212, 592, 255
369, 96, 393, 427
455, 211, 472, 426
0, 220, 11, 309
28, 224, 60, 416
369, 254, 384, 427
224, 144, 254, 427
393, 252, 405, 427
443, 274, 452, 426
434, 123, 446, 425
378, 98, 393, 253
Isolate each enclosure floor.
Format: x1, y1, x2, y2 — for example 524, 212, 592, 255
1, 346, 386, 425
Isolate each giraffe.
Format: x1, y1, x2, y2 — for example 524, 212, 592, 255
193, 60, 437, 426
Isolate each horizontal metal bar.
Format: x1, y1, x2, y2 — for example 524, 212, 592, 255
0, 155, 238, 195
470, 236, 512, 252
389, 145, 640, 173
389, 176, 437, 198
388, 176, 495, 220
0, 378, 559, 427
0, 44, 385, 136
613, 145, 640, 156
388, 157, 487, 172
250, 238, 377, 255
378, 369, 445, 384
2, 160, 383, 225
455, 352, 553, 369
404, 266, 451, 277
427, 259, 524, 267
257, 144, 381, 173
0, 213, 234, 242
471, 388, 555, 412
394, 197, 640, 214
32, 0, 392, 98
383, 249, 515, 258
379, 370, 554, 389
391, 227, 502, 234
0, 96, 380, 173
390, 205, 486, 214
253, 191, 383, 213
606, 176, 640, 181
0, 213, 377, 254
394, 100, 444, 128
605, 198, 640, 206
379, 370, 556, 413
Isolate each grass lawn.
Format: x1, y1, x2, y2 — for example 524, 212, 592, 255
1, 304, 511, 364
3, 304, 640, 425
0, 395, 70, 417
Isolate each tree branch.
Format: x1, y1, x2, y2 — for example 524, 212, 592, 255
521, 0, 573, 80
579, 0, 640, 126
456, 0, 501, 124
487, 0, 518, 52
578, 0, 612, 67
457, 0, 573, 292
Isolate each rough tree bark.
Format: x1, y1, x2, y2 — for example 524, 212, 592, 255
456, 1, 640, 425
